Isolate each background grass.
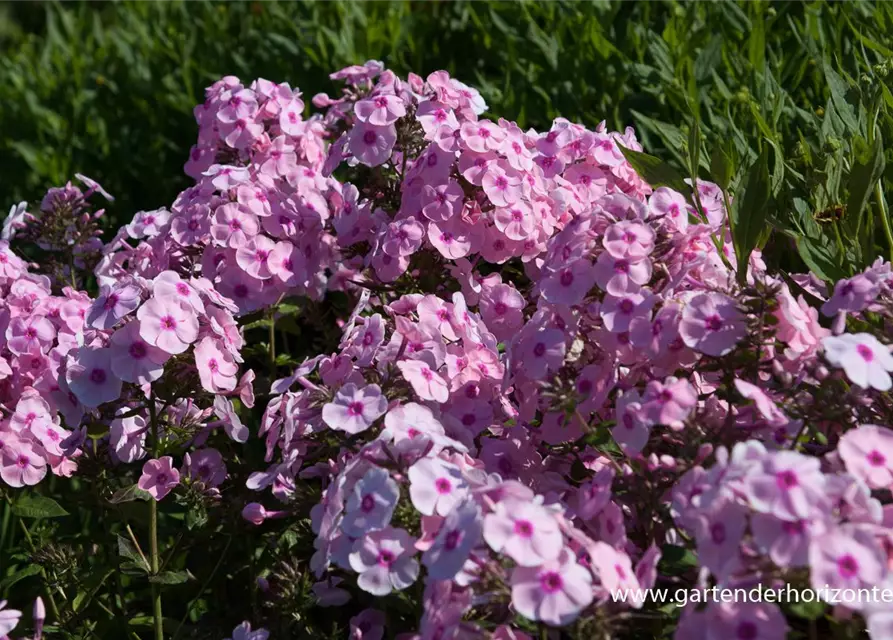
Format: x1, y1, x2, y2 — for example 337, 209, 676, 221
1, 0, 889, 227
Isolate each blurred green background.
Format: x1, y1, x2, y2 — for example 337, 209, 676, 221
0, 0, 889, 230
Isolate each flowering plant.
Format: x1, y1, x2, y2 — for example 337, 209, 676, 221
3, 60, 893, 640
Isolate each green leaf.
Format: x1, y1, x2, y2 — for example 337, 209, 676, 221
824, 61, 858, 132
846, 133, 885, 235
11, 495, 68, 519
149, 570, 190, 585
72, 567, 115, 612
0, 565, 41, 592
710, 143, 734, 192
796, 236, 845, 283
117, 535, 149, 572
789, 598, 827, 621
617, 145, 692, 197
109, 485, 153, 504
731, 144, 772, 284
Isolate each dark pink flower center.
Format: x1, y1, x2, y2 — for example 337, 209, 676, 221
444, 530, 461, 551
363, 130, 378, 145
705, 314, 723, 331
837, 554, 859, 579
710, 522, 726, 544
435, 478, 451, 494
514, 520, 534, 538
377, 550, 395, 566
868, 450, 886, 466
857, 344, 875, 362
736, 622, 757, 640
361, 494, 375, 513
129, 341, 148, 359
104, 293, 120, 310
539, 571, 563, 593
90, 368, 107, 384
775, 470, 798, 490
347, 401, 365, 417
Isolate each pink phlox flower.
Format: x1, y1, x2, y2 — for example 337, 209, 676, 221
821, 274, 879, 317
422, 498, 482, 580
355, 93, 407, 126
808, 525, 887, 610
838, 424, 893, 490
194, 336, 238, 394
65, 346, 122, 408
349, 527, 420, 596
342, 466, 400, 537
518, 328, 566, 380
109, 410, 148, 464
593, 251, 652, 296
138, 456, 180, 501
743, 450, 829, 521
0, 440, 47, 488
137, 297, 199, 355
87, 283, 142, 330
703, 601, 788, 640
603, 220, 655, 258
322, 383, 388, 434
641, 377, 697, 429
408, 456, 469, 516
510, 547, 593, 627
823, 333, 893, 391
109, 320, 170, 384
679, 292, 747, 357
152, 271, 205, 314
397, 359, 450, 403
0, 600, 22, 636
225, 621, 270, 640
349, 122, 397, 167
5, 314, 55, 356
483, 499, 563, 567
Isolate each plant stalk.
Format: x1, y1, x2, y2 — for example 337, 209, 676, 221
876, 181, 893, 264
148, 393, 163, 640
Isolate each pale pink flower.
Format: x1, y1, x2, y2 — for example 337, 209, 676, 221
10, 393, 52, 433
225, 621, 269, 640
649, 187, 692, 231
821, 274, 878, 317
541, 260, 598, 306
588, 541, 641, 604
838, 424, 893, 489
87, 283, 142, 330
194, 337, 238, 394
743, 450, 829, 521
382, 219, 424, 257
483, 499, 562, 567
236, 235, 277, 280
211, 203, 259, 249
109, 411, 147, 463
66, 346, 122, 407
349, 609, 385, 640
641, 377, 697, 429
184, 448, 226, 487
519, 329, 566, 379
126, 208, 170, 239
680, 292, 746, 356
138, 456, 180, 501
109, 320, 170, 384
5, 315, 55, 356
349, 527, 419, 596
422, 499, 482, 580
494, 201, 535, 240
354, 94, 406, 126
0, 442, 47, 488
321, 383, 387, 434
510, 548, 593, 626
421, 180, 464, 222
342, 467, 400, 537
809, 526, 887, 610
823, 333, 893, 391
397, 360, 450, 403
0, 600, 22, 636
750, 514, 818, 568
152, 271, 205, 314
408, 457, 468, 516
482, 165, 522, 207
603, 220, 655, 258
593, 251, 652, 296
349, 122, 396, 167
428, 219, 474, 260
137, 298, 199, 355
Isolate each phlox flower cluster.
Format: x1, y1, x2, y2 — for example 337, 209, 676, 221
6, 59, 893, 640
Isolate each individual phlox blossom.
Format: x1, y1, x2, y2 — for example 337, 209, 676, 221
510, 548, 593, 627
428, 218, 475, 260
349, 527, 420, 596
479, 283, 525, 338
461, 120, 505, 153
10, 393, 52, 433
408, 456, 469, 517
0, 441, 47, 488
421, 180, 464, 222
225, 621, 269, 640
821, 274, 879, 317
600, 291, 653, 333
808, 526, 887, 610
822, 333, 893, 392
603, 220, 655, 258
5, 315, 56, 356
494, 201, 535, 241
87, 282, 142, 330
382, 218, 425, 257
349, 122, 396, 167
587, 541, 642, 607
0, 600, 21, 636
322, 383, 388, 434
66, 346, 122, 407
742, 450, 829, 521
518, 328, 566, 380
236, 235, 277, 280
641, 377, 697, 429
482, 165, 522, 207
211, 203, 259, 248
593, 251, 652, 296
354, 93, 407, 126
483, 499, 563, 567
397, 359, 450, 403
109, 320, 170, 384
648, 187, 692, 231
126, 208, 170, 239
680, 292, 747, 357
540, 259, 598, 306
422, 498, 483, 580
109, 412, 147, 464
194, 336, 239, 393
184, 448, 227, 487
137, 297, 199, 355
138, 456, 180, 501
152, 271, 205, 314
694, 499, 746, 580
342, 467, 400, 537
349, 609, 385, 640
750, 513, 819, 568
838, 424, 893, 489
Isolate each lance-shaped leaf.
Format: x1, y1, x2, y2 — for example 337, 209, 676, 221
731, 145, 771, 285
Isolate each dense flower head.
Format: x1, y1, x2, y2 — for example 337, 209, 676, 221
6, 60, 893, 640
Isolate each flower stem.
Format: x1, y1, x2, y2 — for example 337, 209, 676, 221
268, 309, 276, 373
148, 393, 163, 640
